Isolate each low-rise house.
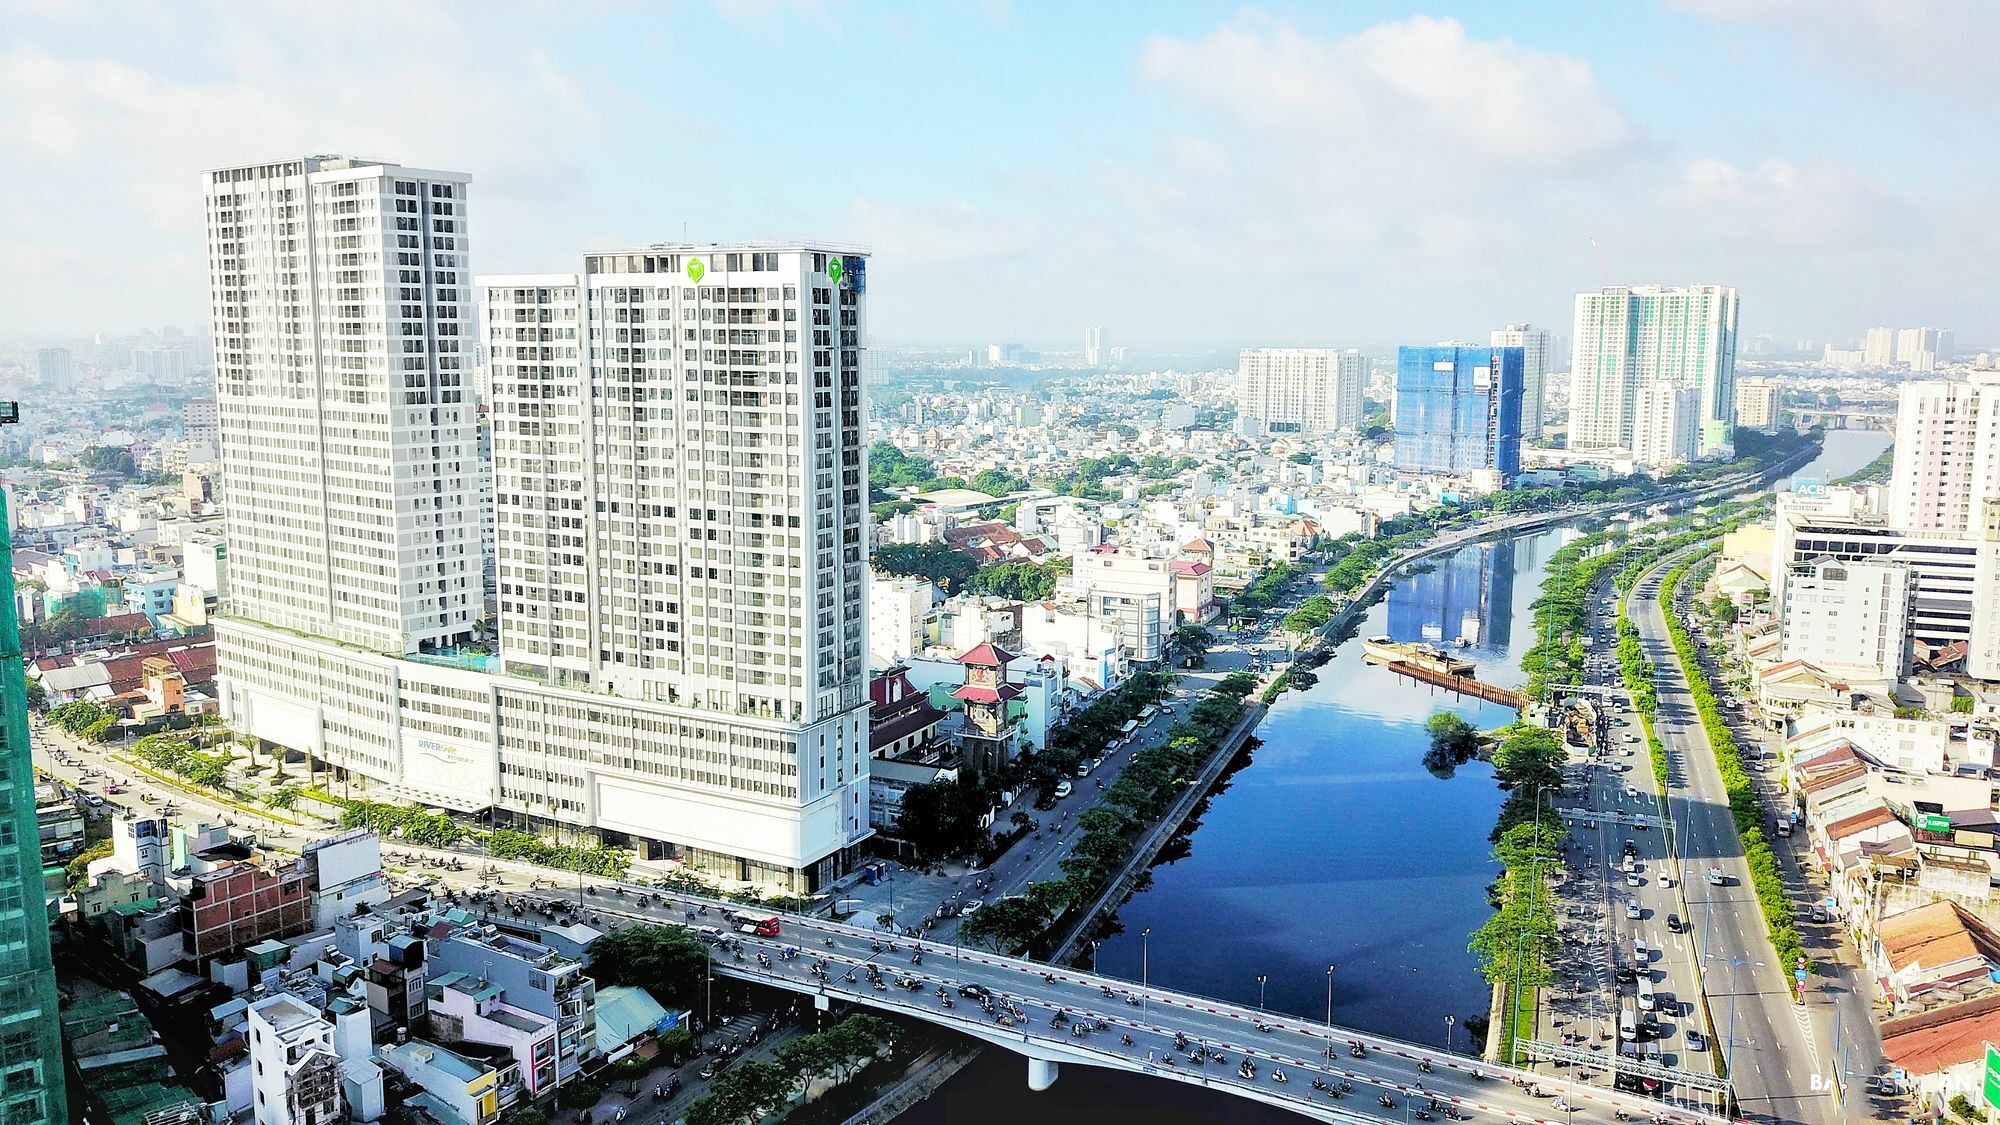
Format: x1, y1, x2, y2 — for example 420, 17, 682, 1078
379, 1040, 501, 1125
1872, 902, 2000, 1013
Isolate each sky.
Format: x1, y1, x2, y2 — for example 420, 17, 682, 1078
4, 0, 1999, 353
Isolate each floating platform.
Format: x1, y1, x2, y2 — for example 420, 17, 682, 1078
1361, 635, 1526, 709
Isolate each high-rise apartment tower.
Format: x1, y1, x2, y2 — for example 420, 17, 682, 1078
1569, 285, 1738, 459
1489, 324, 1550, 442
1237, 348, 1367, 436
204, 156, 480, 655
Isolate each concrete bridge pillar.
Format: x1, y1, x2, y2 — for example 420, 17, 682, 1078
1026, 1056, 1060, 1091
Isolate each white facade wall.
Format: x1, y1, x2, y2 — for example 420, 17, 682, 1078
1888, 371, 2000, 537
247, 995, 341, 1125
1490, 324, 1550, 442
1780, 558, 1914, 682
1631, 382, 1699, 470
867, 574, 934, 667
1238, 348, 1366, 435
204, 157, 480, 655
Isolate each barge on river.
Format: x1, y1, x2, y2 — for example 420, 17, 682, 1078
1360, 636, 1526, 709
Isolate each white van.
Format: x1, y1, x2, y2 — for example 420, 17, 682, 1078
1625, 897, 1641, 920
1637, 977, 1656, 1012
1619, 1008, 1637, 1042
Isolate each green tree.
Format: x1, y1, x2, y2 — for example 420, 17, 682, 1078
967, 468, 1025, 496
687, 1060, 791, 1125
870, 541, 978, 589
1216, 671, 1259, 699
965, 559, 1068, 600
959, 892, 1055, 953
585, 925, 712, 1010
893, 775, 990, 862
868, 441, 940, 491
66, 839, 113, 886
79, 445, 139, 476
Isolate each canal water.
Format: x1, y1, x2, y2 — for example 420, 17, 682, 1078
900, 528, 1566, 1123
897, 430, 1894, 1124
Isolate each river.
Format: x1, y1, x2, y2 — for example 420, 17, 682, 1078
896, 429, 1891, 1124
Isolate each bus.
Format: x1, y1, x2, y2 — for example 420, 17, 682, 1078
1138, 705, 1161, 724
1118, 719, 1141, 742
731, 911, 781, 937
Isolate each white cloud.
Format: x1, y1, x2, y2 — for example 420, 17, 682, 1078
1672, 0, 2000, 101
1138, 14, 1641, 172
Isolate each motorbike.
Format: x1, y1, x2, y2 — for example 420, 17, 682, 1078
1310, 1079, 1331, 1093
1379, 1096, 1396, 1109
1121, 1034, 1134, 1046
1238, 1061, 1256, 1080
1270, 1070, 1287, 1084
1413, 1113, 1433, 1122
1124, 994, 1141, 1006
1418, 1060, 1433, 1074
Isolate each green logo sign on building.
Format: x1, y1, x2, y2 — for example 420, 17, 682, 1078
1919, 813, 1952, 834
827, 257, 844, 285
1983, 1042, 2000, 1107
686, 257, 705, 283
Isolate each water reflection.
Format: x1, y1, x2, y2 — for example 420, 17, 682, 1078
1387, 538, 1519, 651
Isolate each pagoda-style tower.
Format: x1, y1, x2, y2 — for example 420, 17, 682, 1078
951, 643, 1022, 776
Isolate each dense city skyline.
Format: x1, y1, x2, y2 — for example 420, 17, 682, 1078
5, 1, 1999, 347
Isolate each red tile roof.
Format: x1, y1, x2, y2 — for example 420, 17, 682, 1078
957, 642, 1017, 667
1825, 805, 1898, 841
950, 683, 1022, 705
1883, 994, 2000, 1075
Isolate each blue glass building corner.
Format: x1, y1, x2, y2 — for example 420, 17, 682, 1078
1392, 346, 1524, 478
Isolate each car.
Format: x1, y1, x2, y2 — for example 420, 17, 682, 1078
1626, 873, 1645, 887
1614, 965, 1637, 982
1666, 913, 1682, 933
1625, 785, 1640, 798
960, 900, 983, 915
1054, 781, 1073, 799
1809, 905, 1830, 923
1686, 1029, 1706, 1051
1625, 898, 1641, 920
958, 983, 993, 1001
105, 784, 123, 794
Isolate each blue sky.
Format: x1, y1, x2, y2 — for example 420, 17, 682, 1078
5, 0, 1997, 352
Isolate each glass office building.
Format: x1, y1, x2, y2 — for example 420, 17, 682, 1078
1393, 345, 1525, 477
0, 490, 67, 1123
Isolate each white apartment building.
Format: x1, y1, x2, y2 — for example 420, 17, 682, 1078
1238, 348, 1366, 436
1779, 557, 1914, 682
1772, 489, 2000, 680
247, 994, 344, 1125
1630, 382, 1699, 470
1490, 324, 1550, 442
1888, 371, 2000, 537
1734, 377, 1780, 433
868, 574, 935, 668
1084, 326, 1103, 366
204, 156, 480, 656
206, 157, 871, 891
1569, 285, 1738, 457
480, 244, 872, 887
1896, 327, 1953, 371
1073, 548, 1179, 664
1863, 327, 1897, 367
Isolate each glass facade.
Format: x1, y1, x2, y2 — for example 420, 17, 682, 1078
1392, 346, 1524, 477
0, 491, 67, 1124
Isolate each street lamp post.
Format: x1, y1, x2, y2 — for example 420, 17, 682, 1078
1444, 1014, 1455, 1055
1256, 974, 1268, 1011
1324, 965, 1337, 1047
1141, 928, 1151, 1017
1705, 953, 1761, 1097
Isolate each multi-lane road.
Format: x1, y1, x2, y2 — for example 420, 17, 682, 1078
1627, 554, 1838, 1125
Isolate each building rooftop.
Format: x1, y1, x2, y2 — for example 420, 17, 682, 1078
1879, 901, 2000, 975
